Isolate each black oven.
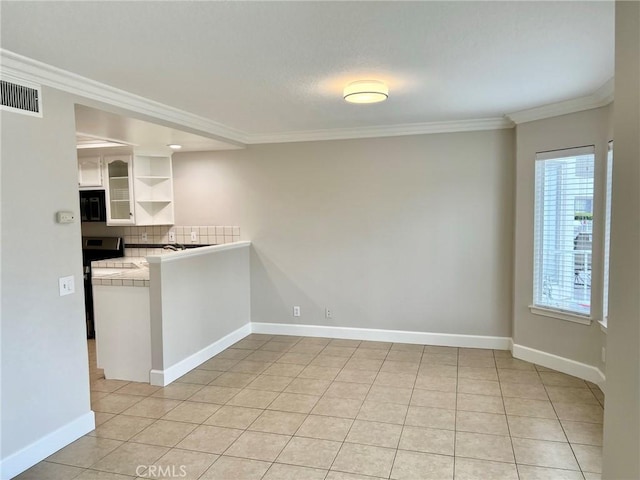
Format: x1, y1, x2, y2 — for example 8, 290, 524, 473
82, 236, 124, 338
79, 190, 106, 222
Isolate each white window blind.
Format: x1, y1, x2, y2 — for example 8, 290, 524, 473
533, 146, 595, 317
602, 142, 613, 324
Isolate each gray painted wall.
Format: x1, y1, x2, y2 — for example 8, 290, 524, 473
172, 130, 515, 337
150, 245, 250, 370
1, 88, 91, 464
2, 27, 636, 476
602, 2, 640, 478
512, 106, 612, 367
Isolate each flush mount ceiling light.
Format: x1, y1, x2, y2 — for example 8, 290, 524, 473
343, 80, 389, 104
167, 144, 182, 150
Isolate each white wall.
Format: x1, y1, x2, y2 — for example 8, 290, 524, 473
602, 1, 640, 477
512, 106, 611, 368
173, 130, 515, 338
0, 37, 636, 477
93, 285, 151, 383
0, 88, 93, 477
149, 243, 251, 384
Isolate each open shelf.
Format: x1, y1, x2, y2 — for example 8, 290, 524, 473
133, 154, 174, 225
136, 176, 171, 186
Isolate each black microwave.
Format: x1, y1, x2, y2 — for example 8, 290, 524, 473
79, 190, 106, 222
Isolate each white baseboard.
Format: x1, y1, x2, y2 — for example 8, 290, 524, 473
150, 322, 252, 386
251, 322, 511, 350
0, 411, 95, 480
512, 343, 606, 389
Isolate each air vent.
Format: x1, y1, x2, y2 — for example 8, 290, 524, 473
1, 79, 42, 117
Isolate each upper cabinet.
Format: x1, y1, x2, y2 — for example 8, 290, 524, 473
77, 148, 175, 226
132, 154, 175, 226
78, 155, 103, 188
104, 154, 135, 225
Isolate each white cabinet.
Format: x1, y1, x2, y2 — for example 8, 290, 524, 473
78, 149, 174, 226
133, 154, 175, 225
104, 154, 135, 225
94, 285, 151, 382
78, 155, 103, 188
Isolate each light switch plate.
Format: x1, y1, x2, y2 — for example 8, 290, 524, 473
59, 275, 75, 296
190, 231, 198, 242
168, 231, 176, 242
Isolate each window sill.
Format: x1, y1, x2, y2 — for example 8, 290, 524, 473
598, 319, 608, 334
529, 305, 592, 325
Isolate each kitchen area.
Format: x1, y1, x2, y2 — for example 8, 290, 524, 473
76, 105, 251, 387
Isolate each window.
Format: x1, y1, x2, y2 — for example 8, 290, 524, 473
533, 146, 595, 318
602, 141, 613, 325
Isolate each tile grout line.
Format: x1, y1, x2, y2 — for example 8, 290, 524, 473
265, 336, 340, 479
325, 341, 390, 478
198, 335, 292, 479
542, 367, 589, 478
496, 350, 520, 480
281, 337, 362, 480
182, 335, 283, 478
115, 336, 276, 477
392, 343, 427, 480
252, 337, 361, 479
79, 336, 601, 480
89, 340, 269, 477
213, 336, 307, 475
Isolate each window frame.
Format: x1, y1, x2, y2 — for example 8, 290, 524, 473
601, 141, 613, 330
530, 145, 596, 324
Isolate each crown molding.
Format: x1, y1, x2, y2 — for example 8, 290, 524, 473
507, 78, 614, 125
0, 49, 248, 146
246, 117, 515, 144
0, 49, 513, 145
2, 49, 613, 145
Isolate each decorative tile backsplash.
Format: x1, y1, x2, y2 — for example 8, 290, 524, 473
123, 225, 240, 246
80, 223, 241, 257
123, 225, 240, 257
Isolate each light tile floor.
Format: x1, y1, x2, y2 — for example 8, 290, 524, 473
16, 335, 605, 480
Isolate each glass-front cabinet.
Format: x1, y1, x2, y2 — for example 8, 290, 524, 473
104, 155, 135, 225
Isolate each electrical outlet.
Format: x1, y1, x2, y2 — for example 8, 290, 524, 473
141, 232, 148, 242
190, 231, 198, 242
325, 308, 332, 319
168, 231, 176, 242
59, 275, 75, 296
602, 347, 606, 363
293, 306, 301, 317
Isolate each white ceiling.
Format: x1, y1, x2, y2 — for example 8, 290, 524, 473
1, 1, 614, 142
74, 105, 243, 152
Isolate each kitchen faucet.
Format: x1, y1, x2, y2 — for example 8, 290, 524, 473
163, 244, 186, 251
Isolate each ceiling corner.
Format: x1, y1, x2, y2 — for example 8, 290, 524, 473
506, 78, 614, 125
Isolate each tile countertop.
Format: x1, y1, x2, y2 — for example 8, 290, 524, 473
91, 257, 148, 269
91, 257, 149, 287
92, 243, 247, 287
